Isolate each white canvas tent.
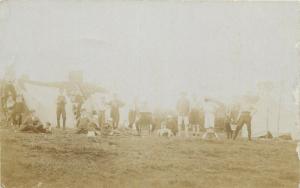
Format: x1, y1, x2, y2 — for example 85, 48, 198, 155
241, 89, 298, 139
20, 84, 74, 127
19, 82, 109, 128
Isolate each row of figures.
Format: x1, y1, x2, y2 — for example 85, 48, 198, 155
1, 79, 256, 140
71, 91, 256, 140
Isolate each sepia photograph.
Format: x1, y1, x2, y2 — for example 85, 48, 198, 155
0, 0, 300, 188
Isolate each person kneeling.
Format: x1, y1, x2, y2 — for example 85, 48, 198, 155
157, 121, 173, 137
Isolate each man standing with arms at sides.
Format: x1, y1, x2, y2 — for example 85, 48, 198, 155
73, 94, 84, 128
202, 97, 222, 140
189, 95, 201, 136
224, 102, 240, 139
128, 97, 139, 129
98, 96, 107, 130
56, 88, 67, 130
233, 98, 256, 141
176, 92, 190, 137
108, 94, 124, 129
12, 95, 25, 128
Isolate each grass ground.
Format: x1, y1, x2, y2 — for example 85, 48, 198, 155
1, 127, 299, 188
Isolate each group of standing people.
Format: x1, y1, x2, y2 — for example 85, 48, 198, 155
54, 89, 256, 141
1, 77, 255, 140
176, 92, 256, 140
59, 91, 125, 131
176, 93, 222, 139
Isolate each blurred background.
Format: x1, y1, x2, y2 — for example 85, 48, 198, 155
0, 1, 299, 134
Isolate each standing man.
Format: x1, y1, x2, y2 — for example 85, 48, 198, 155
12, 95, 25, 127
224, 103, 240, 139
233, 99, 256, 141
176, 92, 190, 137
128, 97, 139, 129
224, 104, 234, 139
73, 94, 84, 128
56, 89, 67, 130
98, 96, 107, 129
189, 95, 201, 136
136, 100, 153, 135
108, 94, 124, 129
6, 94, 15, 126
202, 97, 222, 140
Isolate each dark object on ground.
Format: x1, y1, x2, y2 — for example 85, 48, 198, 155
19, 124, 50, 133
76, 129, 88, 134
19, 113, 51, 134
258, 131, 273, 139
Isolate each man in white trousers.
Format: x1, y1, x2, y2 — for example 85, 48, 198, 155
202, 97, 222, 140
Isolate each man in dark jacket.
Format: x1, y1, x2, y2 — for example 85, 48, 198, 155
56, 89, 67, 129
108, 94, 124, 129
12, 95, 25, 127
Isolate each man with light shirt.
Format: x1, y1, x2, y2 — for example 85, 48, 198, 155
202, 97, 222, 140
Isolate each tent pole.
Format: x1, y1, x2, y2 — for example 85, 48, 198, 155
266, 106, 269, 132
277, 81, 283, 137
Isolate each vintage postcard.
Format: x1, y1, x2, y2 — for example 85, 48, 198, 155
0, 1, 299, 188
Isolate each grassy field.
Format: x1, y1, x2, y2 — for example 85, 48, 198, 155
1, 127, 299, 188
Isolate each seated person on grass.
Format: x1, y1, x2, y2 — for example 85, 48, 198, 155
19, 110, 51, 133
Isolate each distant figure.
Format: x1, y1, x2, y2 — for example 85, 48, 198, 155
152, 107, 164, 132
12, 95, 25, 127
19, 110, 51, 133
233, 100, 256, 141
157, 121, 173, 137
56, 89, 67, 129
1, 81, 16, 119
202, 98, 221, 140
98, 96, 107, 130
76, 109, 90, 134
166, 115, 178, 136
136, 101, 153, 135
176, 92, 190, 137
73, 94, 84, 127
224, 103, 239, 139
108, 94, 124, 129
128, 97, 139, 129
4, 81, 17, 101
189, 95, 201, 136
6, 95, 15, 125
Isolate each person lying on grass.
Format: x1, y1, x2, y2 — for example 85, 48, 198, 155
19, 110, 51, 134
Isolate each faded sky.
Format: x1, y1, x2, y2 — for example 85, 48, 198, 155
0, 1, 299, 109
